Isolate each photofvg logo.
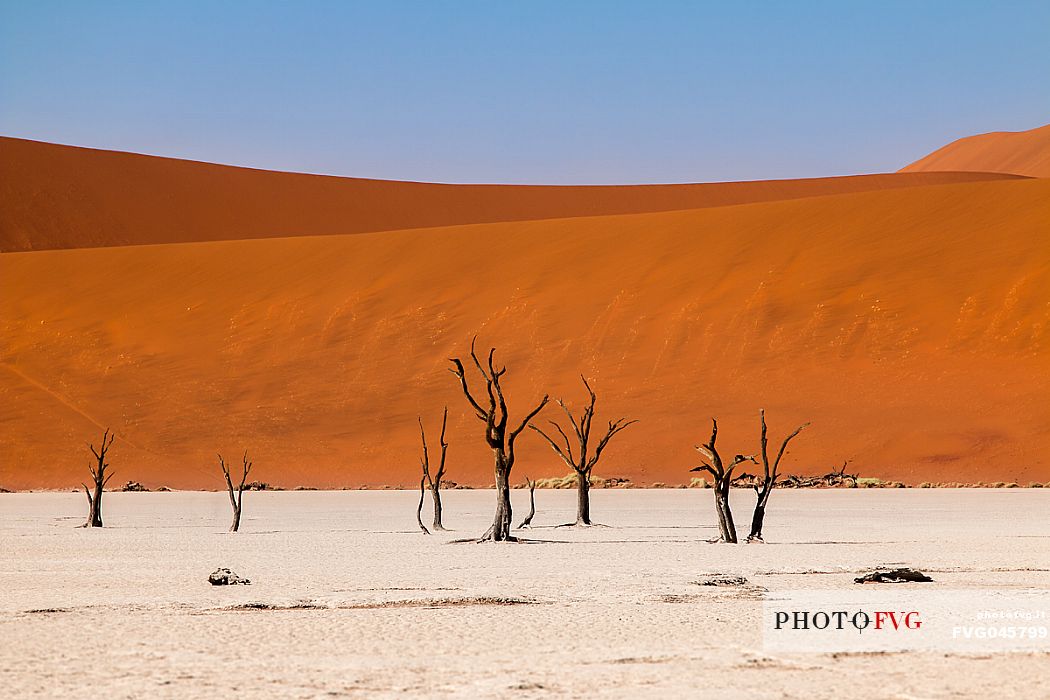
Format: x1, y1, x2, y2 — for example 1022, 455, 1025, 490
763, 590, 1050, 653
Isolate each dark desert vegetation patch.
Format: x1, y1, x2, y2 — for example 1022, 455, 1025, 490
733, 656, 819, 671
508, 682, 549, 691
695, 574, 750, 587
446, 535, 570, 545
225, 601, 325, 611
605, 656, 678, 666
343, 596, 539, 609
653, 593, 707, 604
754, 568, 844, 576
221, 596, 540, 612
690, 574, 768, 599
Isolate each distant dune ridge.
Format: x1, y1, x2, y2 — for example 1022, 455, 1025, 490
901, 122, 1050, 178
1, 128, 1048, 490
0, 136, 1025, 253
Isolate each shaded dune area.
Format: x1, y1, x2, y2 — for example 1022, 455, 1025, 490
1, 137, 1048, 489
0, 136, 1024, 252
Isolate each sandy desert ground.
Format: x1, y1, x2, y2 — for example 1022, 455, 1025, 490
1, 489, 1048, 699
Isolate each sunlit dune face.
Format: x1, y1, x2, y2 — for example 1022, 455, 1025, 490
901, 123, 1050, 178
2, 139, 1047, 490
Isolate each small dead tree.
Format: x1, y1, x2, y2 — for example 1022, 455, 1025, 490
529, 376, 636, 525
517, 476, 537, 528
418, 407, 449, 531
747, 410, 809, 542
690, 419, 755, 543
449, 338, 548, 542
218, 451, 252, 532
81, 429, 116, 528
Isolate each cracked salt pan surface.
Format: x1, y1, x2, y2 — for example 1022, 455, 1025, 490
1, 489, 1047, 698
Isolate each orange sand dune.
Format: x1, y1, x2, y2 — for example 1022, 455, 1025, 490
901, 123, 1050, 178
2, 177, 1048, 490
0, 136, 1025, 252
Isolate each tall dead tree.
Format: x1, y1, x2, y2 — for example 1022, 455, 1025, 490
529, 376, 636, 525
218, 451, 252, 532
81, 429, 115, 528
450, 339, 548, 541
517, 476, 537, 528
747, 410, 809, 542
690, 419, 755, 543
418, 407, 449, 531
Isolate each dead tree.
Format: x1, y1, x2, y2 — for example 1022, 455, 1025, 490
218, 451, 252, 532
690, 419, 755, 543
449, 338, 548, 541
822, 461, 858, 487
81, 429, 115, 528
528, 376, 636, 525
416, 475, 430, 535
747, 410, 809, 542
779, 461, 856, 489
517, 476, 537, 528
418, 407, 449, 531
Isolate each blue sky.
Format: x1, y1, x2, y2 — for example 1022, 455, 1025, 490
1, 1, 1047, 183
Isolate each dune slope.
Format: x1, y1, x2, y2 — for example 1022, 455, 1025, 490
2, 177, 1048, 490
901, 123, 1050, 178
0, 136, 1025, 252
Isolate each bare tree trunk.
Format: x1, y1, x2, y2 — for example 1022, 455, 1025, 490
490, 455, 514, 540
230, 500, 242, 533
225, 473, 242, 532
83, 484, 102, 528
416, 476, 431, 535
518, 477, 537, 528
89, 482, 103, 527
747, 488, 770, 542
92, 484, 103, 526
714, 482, 737, 543
711, 485, 727, 536
429, 484, 444, 531
575, 470, 591, 525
